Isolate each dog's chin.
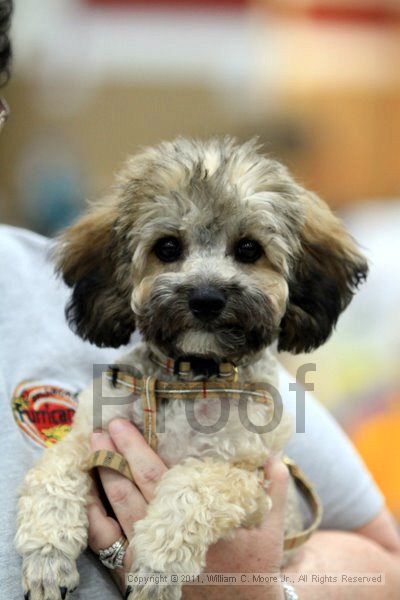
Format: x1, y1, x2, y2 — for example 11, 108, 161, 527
156, 328, 271, 364
175, 331, 222, 360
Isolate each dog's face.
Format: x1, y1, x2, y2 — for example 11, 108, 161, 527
57, 138, 367, 361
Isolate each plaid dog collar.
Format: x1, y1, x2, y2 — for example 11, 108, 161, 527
148, 351, 241, 380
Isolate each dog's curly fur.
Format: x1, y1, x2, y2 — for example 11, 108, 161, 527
15, 138, 367, 600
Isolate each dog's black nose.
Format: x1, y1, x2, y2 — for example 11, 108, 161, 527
188, 286, 226, 320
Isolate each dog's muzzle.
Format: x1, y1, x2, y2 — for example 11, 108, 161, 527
138, 279, 279, 360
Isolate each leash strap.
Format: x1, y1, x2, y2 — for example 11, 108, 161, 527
282, 457, 323, 550
88, 450, 322, 551
89, 449, 134, 481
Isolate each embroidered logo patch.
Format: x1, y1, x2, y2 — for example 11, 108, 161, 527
11, 381, 78, 448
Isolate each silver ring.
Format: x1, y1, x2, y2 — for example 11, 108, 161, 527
99, 535, 128, 570
282, 581, 299, 600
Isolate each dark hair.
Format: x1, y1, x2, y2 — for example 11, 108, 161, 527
0, 0, 12, 87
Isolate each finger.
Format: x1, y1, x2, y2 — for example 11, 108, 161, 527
87, 478, 122, 552
108, 419, 167, 503
91, 431, 148, 532
262, 456, 289, 532
87, 481, 133, 571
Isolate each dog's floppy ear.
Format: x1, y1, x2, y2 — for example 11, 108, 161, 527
56, 202, 136, 348
278, 191, 368, 354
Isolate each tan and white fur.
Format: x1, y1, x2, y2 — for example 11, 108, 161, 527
15, 138, 368, 600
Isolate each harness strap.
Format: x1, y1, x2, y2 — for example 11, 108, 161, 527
88, 450, 322, 552
141, 376, 158, 451
90, 365, 322, 550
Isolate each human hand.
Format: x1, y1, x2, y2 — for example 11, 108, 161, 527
87, 419, 288, 600
87, 419, 167, 594
183, 456, 289, 600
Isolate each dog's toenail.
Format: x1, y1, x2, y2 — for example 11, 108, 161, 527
60, 587, 68, 599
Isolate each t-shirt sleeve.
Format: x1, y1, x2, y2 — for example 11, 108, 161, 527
279, 366, 384, 530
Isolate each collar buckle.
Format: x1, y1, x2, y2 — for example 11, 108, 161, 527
173, 356, 237, 380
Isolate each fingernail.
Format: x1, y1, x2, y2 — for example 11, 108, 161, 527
60, 587, 68, 599
124, 585, 132, 599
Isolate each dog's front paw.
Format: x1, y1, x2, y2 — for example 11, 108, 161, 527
125, 566, 181, 600
21, 546, 79, 600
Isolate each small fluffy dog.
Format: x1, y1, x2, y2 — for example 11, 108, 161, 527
16, 138, 367, 600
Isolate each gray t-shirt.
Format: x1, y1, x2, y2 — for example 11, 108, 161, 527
0, 225, 383, 599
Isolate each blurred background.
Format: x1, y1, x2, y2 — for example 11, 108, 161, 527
1, 0, 399, 518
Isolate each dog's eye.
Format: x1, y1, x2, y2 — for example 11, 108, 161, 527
154, 236, 182, 263
234, 239, 263, 263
